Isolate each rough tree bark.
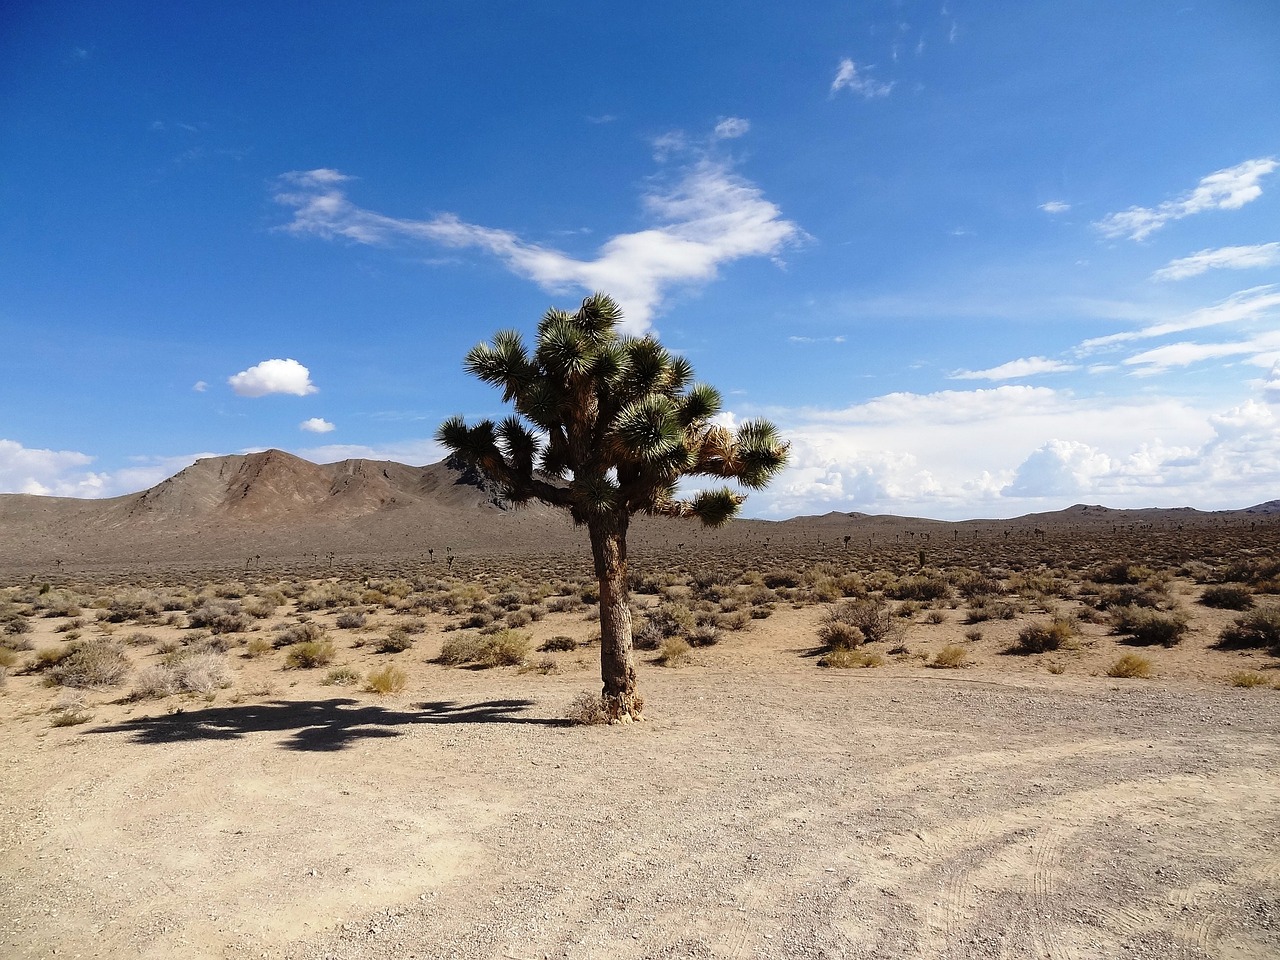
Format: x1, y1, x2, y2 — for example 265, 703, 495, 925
588, 513, 642, 722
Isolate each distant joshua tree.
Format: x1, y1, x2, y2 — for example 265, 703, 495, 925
438, 293, 789, 721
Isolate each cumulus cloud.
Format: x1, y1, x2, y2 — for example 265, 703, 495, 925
829, 59, 894, 99
1039, 201, 1071, 214
713, 117, 750, 139
0, 439, 97, 496
738, 384, 1280, 519
1265, 362, 1280, 403
295, 439, 447, 466
1095, 157, 1278, 241
1152, 242, 1280, 281
193, 380, 208, 392
275, 156, 803, 335
951, 357, 1079, 380
299, 417, 335, 433
228, 358, 318, 397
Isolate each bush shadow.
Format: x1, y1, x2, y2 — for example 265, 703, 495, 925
88, 697, 566, 751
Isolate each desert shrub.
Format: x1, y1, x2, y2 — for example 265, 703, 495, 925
297, 583, 358, 611
123, 631, 158, 646
335, 609, 367, 629
244, 636, 273, 658
459, 612, 494, 629
102, 590, 163, 624
376, 628, 415, 653
965, 598, 1019, 623
1094, 561, 1156, 585
1107, 653, 1153, 679
930, 644, 970, 668
763, 569, 803, 589
688, 623, 721, 647
1216, 607, 1280, 653
33, 590, 85, 618
483, 629, 531, 666
364, 664, 407, 694
1110, 606, 1190, 647
953, 572, 1004, 602
273, 621, 329, 647
438, 633, 489, 665
285, 640, 336, 668
1, 630, 34, 652
818, 648, 885, 669
241, 596, 277, 619
822, 598, 900, 647
131, 653, 232, 699
538, 635, 578, 652
1, 609, 32, 636
546, 595, 585, 613
565, 692, 608, 725
1093, 583, 1167, 611
506, 609, 533, 628
322, 667, 362, 686
887, 573, 952, 602
0, 648, 17, 670
808, 577, 843, 604
50, 639, 130, 688
1199, 585, 1254, 611
1228, 671, 1270, 688
49, 691, 92, 727
634, 602, 696, 650
716, 609, 752, 632
657, 636, 692, 667
924, 610, 948, 625
964, 628, 984, 642
1010, 617, 1077, 654
188, 601, 251, 634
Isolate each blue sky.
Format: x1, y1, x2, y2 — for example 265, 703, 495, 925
2, 1, 1279, 519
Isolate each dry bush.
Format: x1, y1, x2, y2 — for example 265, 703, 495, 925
240, 597, 277, 619
1199, 584, 1254, 611
438, 633, 488, 665
1094, 561, 1157, 585
364, 664, 407, 694
131, 653, 232, 699
1216, 607, 1280, 654
965, 598, 1020, 623
886, 573, 952, 602
438, 629, 530, 668
1107, 653, 1153, 679
964, 628, 983, 642
321, 667, 362, 687
244, 636, 272, 658
273, 621, 329, 647
50, 691, 92, 727
188, 601, 251, 634
821, 598, 900, 647
49, 639, 131, 688
818, 648, 885, 669
538, 635, 577, 652
656, 636, 692, 667
1010, 617, 1077, 654
1110, 606, 1190, 647
924, 609, 948, 625
565, 691, 608, 725
376, 628, 414, 653
102, 590, 163, 624
930, 644, 970, 668
1092, 583, 1168, 611
285, 640, 336, 669
634, 602, 696, 651
335, 609, 368, 629
688, 623, 721, 647
1228, 671, 1270, 688
506, 609, 533, 628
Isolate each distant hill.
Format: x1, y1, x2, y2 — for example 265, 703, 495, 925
0, 450, 1273, 571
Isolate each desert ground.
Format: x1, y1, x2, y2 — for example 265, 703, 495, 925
2, 493, 1280, 959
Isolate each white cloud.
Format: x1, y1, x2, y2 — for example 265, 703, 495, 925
1265, 362, 1280, 403
0, 440, 97, 496
1152, 242, 1280, 281
829, 59, 895, 99
192, 380, 208, 392
713, 117, 750, 140
951, 357, 1079, 380
300, 417, 335, 433
1039, 201, 1071, 214
1095, 157, 1278, 241
1122, 328, 1280, 375
228, 358, 318, 397
1080, 284, 1280, 350
295, 439, 447, 466
275, 157, 803, 335
788, 335, 846, 344
739, 385, 1280, 519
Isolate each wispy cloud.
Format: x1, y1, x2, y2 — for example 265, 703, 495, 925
788, 335, 846, 344
1095, 157, 1278, 241
1039, 200, 1070, 214
275, 152, 804, 335
1080, 285, 1280, 350
713, 117, 750, 140
829, 59, 894, 99
228, 358, 318, 397
1152, 242, 1280, 281
1122, 328, 1280, 375
951, 357, 1079, 380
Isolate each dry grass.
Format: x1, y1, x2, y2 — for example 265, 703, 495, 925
1106, 653, 1153, 679
930, 644, 970, 669
364, 664, 408, 694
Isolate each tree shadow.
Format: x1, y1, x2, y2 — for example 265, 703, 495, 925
88, 697, 565, 751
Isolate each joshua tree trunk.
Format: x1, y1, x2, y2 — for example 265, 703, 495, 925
588, 513, 642, 722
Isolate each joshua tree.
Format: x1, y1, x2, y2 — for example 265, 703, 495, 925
437, 293, 789, 721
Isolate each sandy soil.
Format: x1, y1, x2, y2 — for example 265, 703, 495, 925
2, 588, 1279, 959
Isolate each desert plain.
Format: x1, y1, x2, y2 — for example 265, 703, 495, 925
1, 452, 1279, 960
